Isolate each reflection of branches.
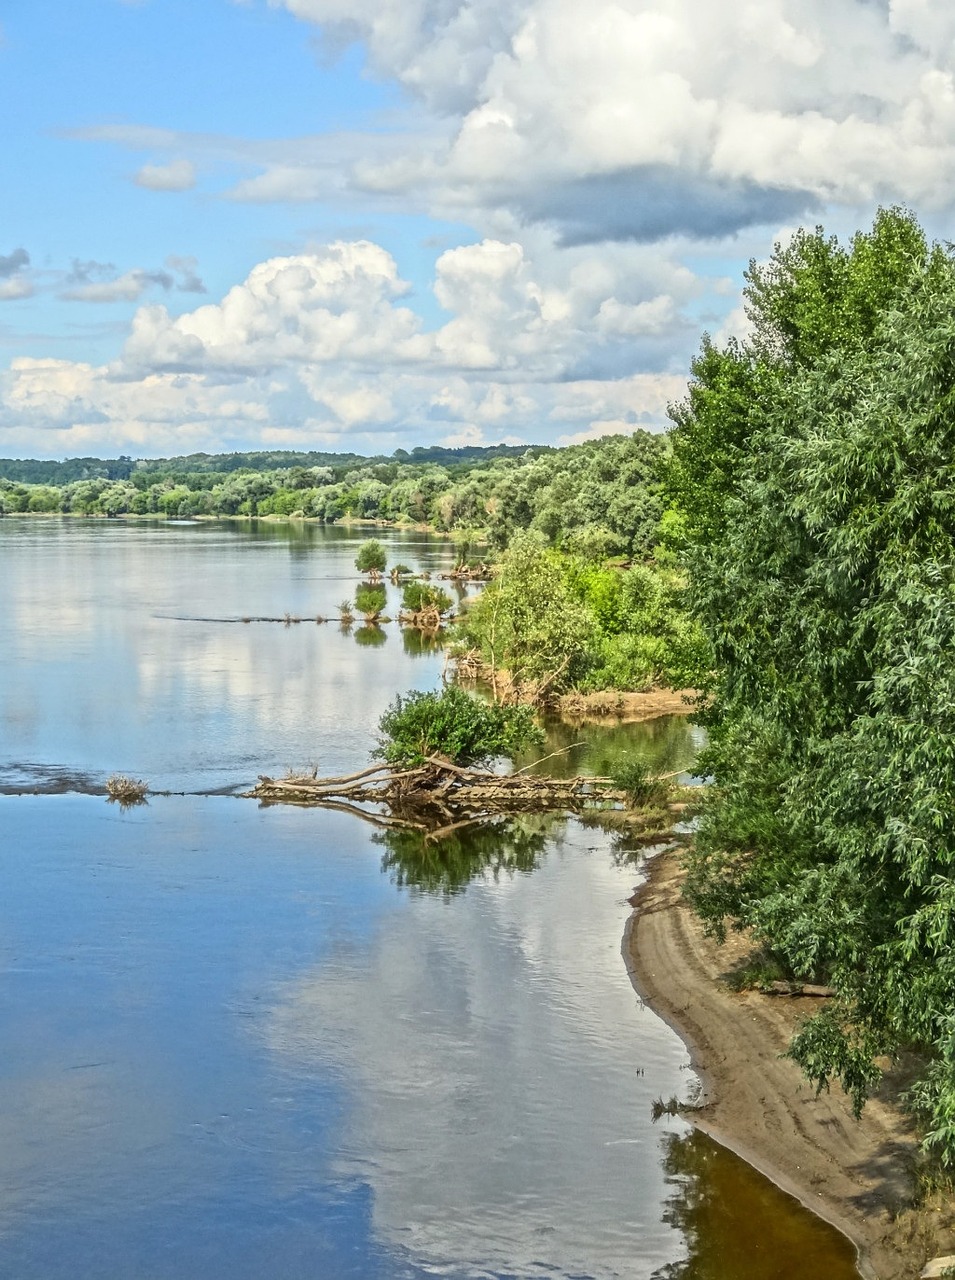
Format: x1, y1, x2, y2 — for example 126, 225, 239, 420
374, 814, 563, 896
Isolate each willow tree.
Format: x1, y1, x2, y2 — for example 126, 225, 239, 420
667, 207, 955, 1167
456, 532, 593, 699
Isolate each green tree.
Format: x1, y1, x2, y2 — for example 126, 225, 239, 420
354, 582, 387, 620
456, 532, 594, 697
669, 207, 955, 1166
401, 581, 452, 616
355, 538, 387, 577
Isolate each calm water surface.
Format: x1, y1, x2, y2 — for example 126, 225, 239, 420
0, 519, 860, 1278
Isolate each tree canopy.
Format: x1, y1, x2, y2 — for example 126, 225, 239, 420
666, 207, 955, 1167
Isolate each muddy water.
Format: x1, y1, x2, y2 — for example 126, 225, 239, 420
0, 518, 861, 1278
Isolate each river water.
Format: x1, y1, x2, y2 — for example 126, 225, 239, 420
0, 518, 860, 1279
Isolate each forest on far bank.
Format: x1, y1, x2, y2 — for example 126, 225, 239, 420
0, 432, 664, 559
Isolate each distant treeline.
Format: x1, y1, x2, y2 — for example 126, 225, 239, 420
0, 432, 665, 557
0, 443, 543, 486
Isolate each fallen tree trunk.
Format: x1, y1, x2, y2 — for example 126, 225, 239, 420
247, 755, 642, 837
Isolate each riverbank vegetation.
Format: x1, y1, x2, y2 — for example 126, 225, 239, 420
1, 432, 707, 698
666, 206, 955, 1175
453, 532, 707, 699
0, 434, 663, 558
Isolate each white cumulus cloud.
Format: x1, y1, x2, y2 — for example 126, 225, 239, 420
261, 0, 955, 242
0, 233, 694, 455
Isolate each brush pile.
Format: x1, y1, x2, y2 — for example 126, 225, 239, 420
249, 755, 627, 839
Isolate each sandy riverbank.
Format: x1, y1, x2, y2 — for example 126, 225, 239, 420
555, 687, 697, 722
625, 847, 955, 1280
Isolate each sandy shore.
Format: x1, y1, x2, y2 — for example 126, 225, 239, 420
556, 687, 697, 722
625, 847, 955, 1280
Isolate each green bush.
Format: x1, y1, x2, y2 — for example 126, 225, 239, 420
355, 539, 387, 574
376, 686, 543, 767
611, 758, 672, 808
354, 583, 387, 619
401, 581, 453, 615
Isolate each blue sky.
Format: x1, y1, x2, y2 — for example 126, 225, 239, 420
3, 0, 955, 458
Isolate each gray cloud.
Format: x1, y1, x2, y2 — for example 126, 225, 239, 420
514, 168, 821, 246
62, 268, 174, 303
0, 248, 29, 279
165, 255, 207, 293
66, 259, 117, 285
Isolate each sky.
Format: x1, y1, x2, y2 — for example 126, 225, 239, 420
2, 0, 955, 460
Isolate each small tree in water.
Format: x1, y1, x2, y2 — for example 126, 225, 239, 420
376, 686, 543, 767
401, 581, 453, 618
354, 582, 387, 620
355, 539, 387, 578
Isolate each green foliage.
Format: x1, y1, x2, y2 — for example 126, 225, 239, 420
353, 583, 386, 619
787, 1007, 885, 1119
610, 758, 673, 809
456, 533, 594, 693
457, 535, 709, 695
376, 686, 543, 767
724, 954, 788, 994
0, 433, 669, 563
400, 581, 453, 615
355, 539, 387, 574
668, 206, 955, 1168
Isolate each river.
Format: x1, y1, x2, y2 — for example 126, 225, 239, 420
0, 517, 860, 1278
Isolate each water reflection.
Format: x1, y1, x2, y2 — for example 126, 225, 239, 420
265, 821, 693, 1278
651, 1129, 860, 1280
520, 713, 701, 780
0, 522, 862, 1280
354, 624, 388, 648
0, 519, 456, 790
400, 626, 445, 658
375, 814, 557, 896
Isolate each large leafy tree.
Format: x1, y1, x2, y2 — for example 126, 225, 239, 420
667, 208, 955, 1166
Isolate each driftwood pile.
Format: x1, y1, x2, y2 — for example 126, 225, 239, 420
249, 753, 629, 840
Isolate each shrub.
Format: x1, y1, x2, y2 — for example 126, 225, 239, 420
354, 583, 387, 619
355, 539, 387, 575
376, 686, 543, 767
401, 581, 453, 616
611, 758, 672, 808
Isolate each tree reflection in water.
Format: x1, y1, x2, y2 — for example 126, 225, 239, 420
354, 623, 387, 647
516, 713, 699, 782
651, 1128, 859, 1280
401, 626, 444, 658
374, 815, 562, 896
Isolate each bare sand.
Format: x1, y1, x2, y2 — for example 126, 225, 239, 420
625, 847, 955, 1280
556, 687, 697, 722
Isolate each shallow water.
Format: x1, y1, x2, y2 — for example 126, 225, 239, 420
0, 518, 861, 1278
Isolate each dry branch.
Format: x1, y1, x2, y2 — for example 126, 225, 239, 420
247, 756, 633, 834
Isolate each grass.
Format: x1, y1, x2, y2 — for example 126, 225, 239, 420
105, 774, 149, 806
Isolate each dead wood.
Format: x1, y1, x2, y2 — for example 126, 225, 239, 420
248, 754, 635, 836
